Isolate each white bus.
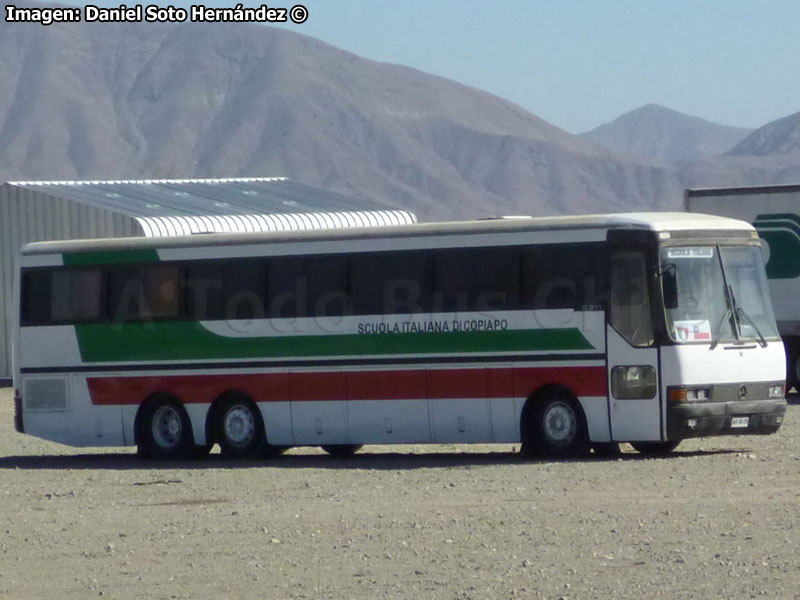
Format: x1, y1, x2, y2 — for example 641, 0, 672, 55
12, 213, 787, 460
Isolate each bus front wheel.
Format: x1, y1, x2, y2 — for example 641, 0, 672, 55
526, 392, 589, 458
138, 395, 195, 460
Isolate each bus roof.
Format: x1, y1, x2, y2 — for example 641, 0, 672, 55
20, 212, 754, 255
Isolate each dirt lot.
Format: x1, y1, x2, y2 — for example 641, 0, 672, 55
1, 388, 799, 600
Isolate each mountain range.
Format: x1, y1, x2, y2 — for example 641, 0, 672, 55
1, 6, 799, 221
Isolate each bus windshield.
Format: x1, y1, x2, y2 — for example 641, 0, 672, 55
660, 245, 779, 345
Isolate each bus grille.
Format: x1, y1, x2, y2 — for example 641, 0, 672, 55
710, 382, 774, 402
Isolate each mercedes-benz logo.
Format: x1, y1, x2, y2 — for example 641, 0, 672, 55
738, 385, 748, 400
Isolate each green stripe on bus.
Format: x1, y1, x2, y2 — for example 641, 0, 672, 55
63, 249, 160, 266
74, 322, 594, 362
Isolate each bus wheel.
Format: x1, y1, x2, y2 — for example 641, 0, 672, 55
216, 395, 266, 460
532, 393, 588, 458
631, 441, 680, 455
138, 396, 194, 460
321, 444, 362, 458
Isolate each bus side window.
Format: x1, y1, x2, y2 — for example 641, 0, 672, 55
144, 265, 181, 319
609, 250, 654, 347
109, 265, 182, 322
521, 245, 599, 310
51, 268, 105, 322
431, 247, 519, 312
186, 262, 224, 320
350, 251, 432, 315
306, 256, 350, 317
433, 250, 471, 312
21, 269, 53, 324
219, 260, 267, 321
268, 256, 349, 318
474, 248, 519, 310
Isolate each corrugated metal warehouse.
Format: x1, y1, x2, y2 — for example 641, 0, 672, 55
0, 177, 416, 382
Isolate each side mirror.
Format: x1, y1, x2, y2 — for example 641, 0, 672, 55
662, 268, 678, 310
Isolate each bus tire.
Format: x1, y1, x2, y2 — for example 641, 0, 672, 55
530, 391, 589, 458
215, 394, 266, 460
631, 441, 680, 455
321, 444, 362, 457
138, 395, 195, 461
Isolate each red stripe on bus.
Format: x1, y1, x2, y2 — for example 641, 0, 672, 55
86, 365, 607, 406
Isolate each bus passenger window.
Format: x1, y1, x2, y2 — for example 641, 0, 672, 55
305, 256, 350, 317
51, 268, 105, 322
220, 260, 267, 320
350, 251, 432, 315
609, 251, 654, 347
268, 256, 350, 318
109, 265, 184, 322
474, 248, 519, 310
21, 270, 53, 324
144, 266, 181, 318
433, 250, 471, 312
521, 245, 599, 310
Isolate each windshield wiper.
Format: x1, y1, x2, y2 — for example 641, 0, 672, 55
729, 285, 768, 348
710, 245, 738, 350
709, 276, 737, 350
709, 307, 733, 350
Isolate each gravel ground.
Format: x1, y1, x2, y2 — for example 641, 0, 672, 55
1, 387, 799, 600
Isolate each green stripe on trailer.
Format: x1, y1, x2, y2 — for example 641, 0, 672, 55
75, 322, 595, 362
63, 249, 160, 266
753, 213, 800, 279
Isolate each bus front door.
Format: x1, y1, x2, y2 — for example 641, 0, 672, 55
606, 249, 662, 442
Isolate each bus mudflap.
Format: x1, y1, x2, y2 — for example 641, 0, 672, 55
14, 388, 24, 433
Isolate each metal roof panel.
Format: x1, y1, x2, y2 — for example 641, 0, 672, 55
6, 177, 412, 219
5, 177, 416, 236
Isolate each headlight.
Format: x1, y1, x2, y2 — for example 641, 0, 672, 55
611, 366, 657, 399
686, 388, 710, 401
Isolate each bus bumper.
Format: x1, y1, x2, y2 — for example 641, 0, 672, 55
667, 399, 786, 439
14, 389, 24, 434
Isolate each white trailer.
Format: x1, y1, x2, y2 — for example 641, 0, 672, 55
686, 184, 800, 388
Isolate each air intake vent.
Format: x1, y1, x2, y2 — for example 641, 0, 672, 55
24, 378, 69, 411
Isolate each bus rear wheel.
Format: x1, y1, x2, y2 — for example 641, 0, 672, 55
528, 392, 589, 458
138, 395, 195, 460
216, 395, 266, 460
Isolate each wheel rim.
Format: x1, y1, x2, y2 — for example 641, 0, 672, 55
542, 401, 577, 445
223, 404, 256, 447
151, 405, 183, 449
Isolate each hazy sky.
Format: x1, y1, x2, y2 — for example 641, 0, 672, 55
53, 0, 800, 133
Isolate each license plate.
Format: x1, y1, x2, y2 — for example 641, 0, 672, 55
731, 416, 749, 428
